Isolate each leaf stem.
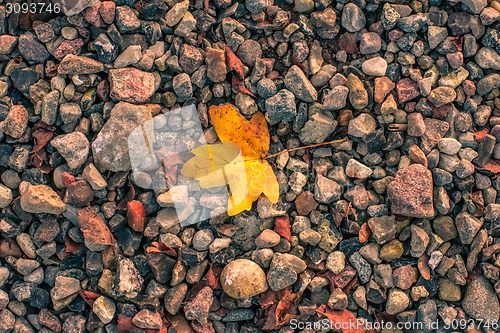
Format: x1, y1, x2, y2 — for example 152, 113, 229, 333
264, 137, 348, 160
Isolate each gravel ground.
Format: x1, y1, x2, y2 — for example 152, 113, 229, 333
1, 0, 500, 332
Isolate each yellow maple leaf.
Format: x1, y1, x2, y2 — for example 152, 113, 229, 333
181, 103, 279, 215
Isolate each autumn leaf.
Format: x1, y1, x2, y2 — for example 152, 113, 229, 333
29, 121, 55, 173
78, 290, 101, 306
117, 315, 144, 333
474, 128, 490, 142
358, 223, 371, 243
224, 45, 245, 80
232, 76, 256, 97
274, 215, 292, 242
315, 305, 365, 333
145, 242, 178, 257
181, 104, 279, 215
262, 287, 303, 331
476, 159, 500, 173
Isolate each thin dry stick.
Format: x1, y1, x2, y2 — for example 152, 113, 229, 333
264, 137, 348, 160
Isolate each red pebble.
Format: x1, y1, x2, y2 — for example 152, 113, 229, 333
127, 200, 146, 232
61, 172, 76, 188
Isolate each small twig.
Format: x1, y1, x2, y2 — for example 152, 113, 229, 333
264, 137, 348, 160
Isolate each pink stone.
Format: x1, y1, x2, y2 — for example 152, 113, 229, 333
83, 3, 106, 27
396, 78, 420, 103
387, 164, 434, 218
109, 68, 156, 104
3, 105, 28, 139
99, 1, 116, 25
53, 39, 85, 60
393, 265, 417, 290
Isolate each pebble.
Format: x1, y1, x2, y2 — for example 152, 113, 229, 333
368, 216, 396, 245
359, 32, 382, 54
410, 225, 429, 257
314, 174, 342, 203
455, 211, 483, 244
92, 102, 152, 172
20, 183, 65, 215
284, 65, 318, 102
326, 251, 345, 274
265, 89, 296, 121
437, 138, 462, 155
462, 276, 500, 321
0, 185, 12, 209
133, 309, 162, 329
346, 159, 373, 179
348, 114, 377, 138
323, 86, 348, 111
206, 48, 227, 83
3, 105, 28, 139
299, 113, 337, 144
428, 86, 457, 107
362, 57, 388, 77
192, 229, 215, 251
396, 78, 420, 103
237, 40, 262, 67
220, 259, 268, 298
184, 287, 213, 324
58, 54, 104, 75
173, 73, 193, 102
386, 289, 410, 315
438, 279, 461, 302
374, 77, 395, 103
82, 163, 107, 190
114, 45, 142, 68
347, 74, 369, 110
349, 252, 372, 284
50, 276, 80, 311
165, 283, 187, 315
92, 296, 115, 324
246, 0, 268, 13
255, 229, 281, 248
18, 33, 50, 64
387, 164, 434, 218
267, 257, 298, 291
51, 132, 90, 170
109, 68, 156, 104
341, 3, 366, 32
393, 266, 417, 290
165, 0, 189, 26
